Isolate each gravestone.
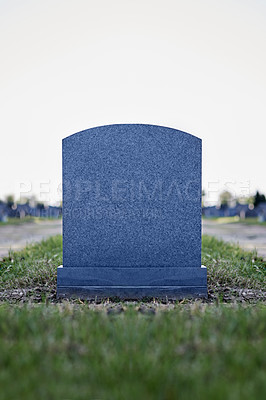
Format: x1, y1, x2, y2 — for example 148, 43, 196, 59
57, 124, 207, 299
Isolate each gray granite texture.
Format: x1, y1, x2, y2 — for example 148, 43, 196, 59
57, 124, 207, 299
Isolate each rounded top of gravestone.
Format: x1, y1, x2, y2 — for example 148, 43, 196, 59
63, 124, 201, 143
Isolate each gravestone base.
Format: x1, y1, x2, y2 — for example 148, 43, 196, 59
57, 265, 207, 300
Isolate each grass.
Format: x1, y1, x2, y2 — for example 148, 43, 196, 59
0, 235, 265, 399
237, 217, 266, 226
0, 216, 61, 226
0, 216, 35, 225
0, 234, 265, 302
203, 216, 266, 225
202, 236, 265, 298
0, 304, 265, 399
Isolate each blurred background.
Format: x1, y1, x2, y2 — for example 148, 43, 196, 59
0, 0, 266, 255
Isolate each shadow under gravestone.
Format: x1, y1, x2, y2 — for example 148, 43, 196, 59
57, 124, 207, 299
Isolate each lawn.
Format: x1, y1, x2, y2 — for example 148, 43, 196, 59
0, 235, 265, 399
0, 234, 265, 303
203, 216, 266, 226
0, 304, 265, 400
0, 216, 61, 226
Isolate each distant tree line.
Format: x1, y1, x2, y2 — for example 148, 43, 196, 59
201, 190, 266, 208
253, 191, 266, 207
217, 190, 266, 207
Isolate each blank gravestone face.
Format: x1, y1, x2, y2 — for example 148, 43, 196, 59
57, 124, 207, 299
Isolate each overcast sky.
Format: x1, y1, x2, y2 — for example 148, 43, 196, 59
1, 0, 265, 205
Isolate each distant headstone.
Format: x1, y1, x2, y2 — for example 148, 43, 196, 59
57, 124, 207, 299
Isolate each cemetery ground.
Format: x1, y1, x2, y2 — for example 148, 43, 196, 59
0, 216, 60, 226
203, 218, 266, 259
0, 235, 265, 399
0, 218, 62, 258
